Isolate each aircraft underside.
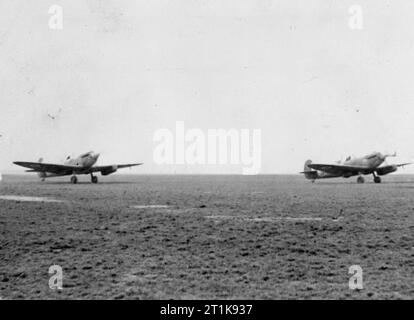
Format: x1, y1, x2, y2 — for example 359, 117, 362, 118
311, 171, 382, 183
40, 172, 99, 184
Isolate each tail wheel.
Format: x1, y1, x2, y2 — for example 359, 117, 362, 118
70, 176, 78, 184
357, 176, 365, 184
374, 176, 381, 183
91, 176, 98, 184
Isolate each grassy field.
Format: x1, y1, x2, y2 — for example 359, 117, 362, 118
0, 174, 413, 299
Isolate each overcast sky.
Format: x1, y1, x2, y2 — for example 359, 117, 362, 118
1, 0, 414, 174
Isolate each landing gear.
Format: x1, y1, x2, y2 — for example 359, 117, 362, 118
70, 175, 78, 184
373, 174, 381, 183
91, 174, 98, 184
357, 176, 365, 184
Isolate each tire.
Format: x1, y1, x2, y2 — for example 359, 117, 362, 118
71, 176, 78, 184
357, 176, 365, 184
374, 176, 381, 183
91, 176, 98, 184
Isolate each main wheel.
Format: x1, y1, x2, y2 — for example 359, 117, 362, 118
374, 176, 381, 183
357, 176, 365, 184
70, 176, 78, 184
91, 176, 98, 184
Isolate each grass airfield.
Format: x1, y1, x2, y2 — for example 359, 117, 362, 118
0, 174, 413, 299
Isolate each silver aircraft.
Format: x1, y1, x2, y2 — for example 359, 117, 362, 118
13, 151, 142, 184
301, 152, 410, 183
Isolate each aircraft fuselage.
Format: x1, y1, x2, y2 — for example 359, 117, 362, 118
302, 152, 400, 183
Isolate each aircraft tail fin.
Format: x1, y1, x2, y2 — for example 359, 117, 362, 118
301, 160, 318, 180
303, 160, 312, 172
383, 151, 397, 158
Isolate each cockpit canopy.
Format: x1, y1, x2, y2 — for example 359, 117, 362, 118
80, 151, 93, 159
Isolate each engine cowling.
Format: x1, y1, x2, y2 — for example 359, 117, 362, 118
376, 165, 397, 176
101, 165, 118, 176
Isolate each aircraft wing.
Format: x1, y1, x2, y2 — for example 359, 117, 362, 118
375, 163, 411, 174
117, 163, 143, 169
13, 161, 81, 174
90, 163, 143, 172
307, 163, 372, 174
395, 162, 412, 168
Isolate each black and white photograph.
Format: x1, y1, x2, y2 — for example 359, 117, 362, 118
0, 0, 413, 305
